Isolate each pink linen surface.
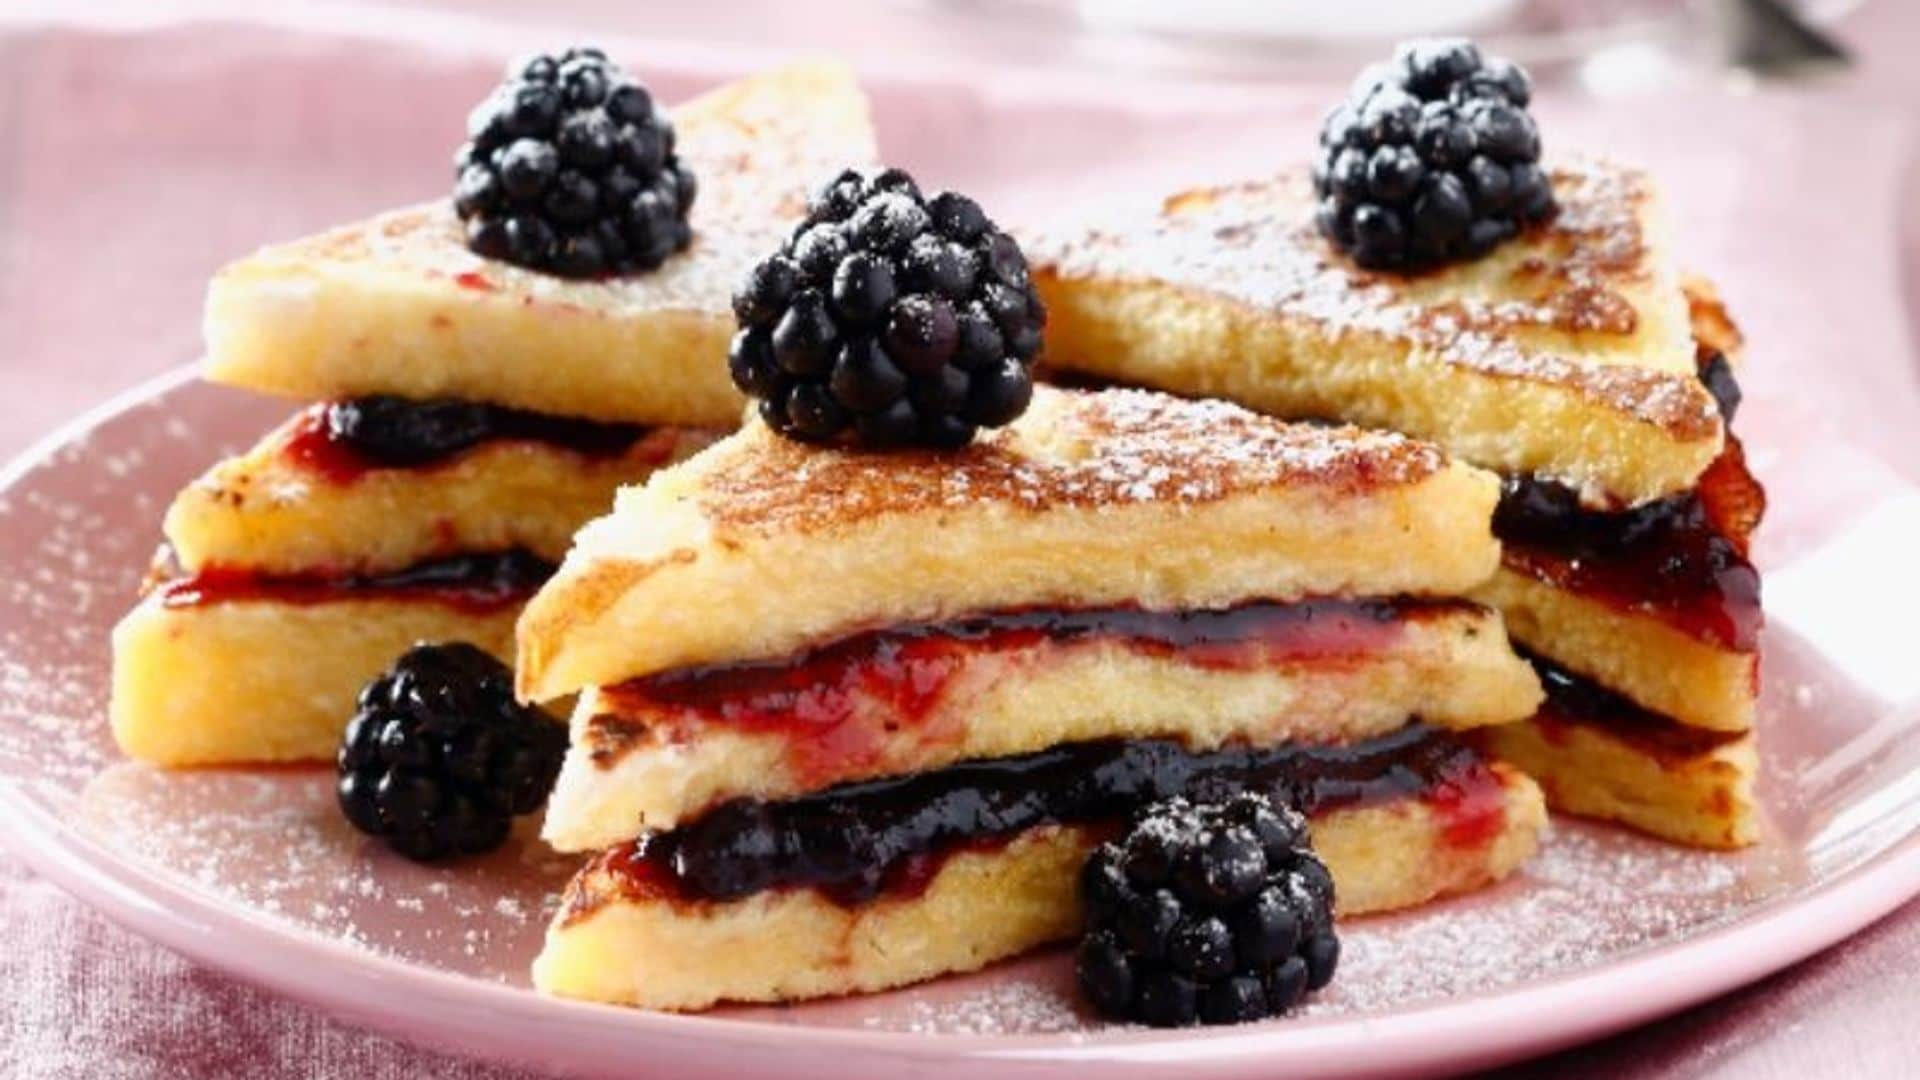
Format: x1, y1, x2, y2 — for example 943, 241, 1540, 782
2, 4, 1918, 1077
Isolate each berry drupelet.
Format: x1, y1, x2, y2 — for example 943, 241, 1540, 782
336, 643, 567, 862
727, 167, 1047, 449
1077, 792, 1339, 1027
1314, 38, 1554, 271
454, 46, 695, 277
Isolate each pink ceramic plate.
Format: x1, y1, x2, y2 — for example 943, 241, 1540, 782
0, 361, 1916, 1079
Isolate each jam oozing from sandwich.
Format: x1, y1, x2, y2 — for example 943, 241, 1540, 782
284, 397, 655, 482
1491, 350, 1764, 652
598, 597, 1470, 783
1522, 651, 1746, 761
592, 724, 1505, 909
156, 549, 556, 614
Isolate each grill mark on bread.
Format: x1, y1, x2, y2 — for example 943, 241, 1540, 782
1029, 157, 1720, 443
696, 388, 1447, 533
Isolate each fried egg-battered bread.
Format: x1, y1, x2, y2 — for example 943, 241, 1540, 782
164, 408, 719, 576
112, 591, 520, 766
536, 769, 1547, 1011
544, 602, 1541, 849
203, 62, 876, 427
1473, 566, 1755, 733
517, 386, 1509, 702
1475, 717, 1756, 849
1026, 157, 1720, 506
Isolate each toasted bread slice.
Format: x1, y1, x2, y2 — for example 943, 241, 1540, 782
1473, 566, 1755, 732
544, 600, 1540, 848
535, 766, 1547, 1011
516, 386, 1508, 702
1026, 157, 1721, 506
164, 408, 720, 576
1474, 718, 1756, 849
203, 62, 875, 426
111, 590, 521, 766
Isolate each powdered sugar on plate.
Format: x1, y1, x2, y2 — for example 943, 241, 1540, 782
1, 374, 1914, 1041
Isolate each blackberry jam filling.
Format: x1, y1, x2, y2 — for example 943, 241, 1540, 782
1489, 347, 1763, 650
1523, 651, 1744, 761
604, 724, 1503, 908
596, 597, 1469, 782
613, 597, 1464, 721
156, 549, 556, 614
285, 397, 652, 480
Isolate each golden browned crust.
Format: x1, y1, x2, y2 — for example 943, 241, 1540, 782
699, 385, 1448, 534
1027, 156, 1722, 503
516, 386, 1508, 700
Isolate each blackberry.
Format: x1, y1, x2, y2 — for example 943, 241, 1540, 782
336, 643, 567, 862
727, 167, 1046, 449
453, 46, 694, 277
1076, 792, 1339, 1027
1314, 38, 1554, 270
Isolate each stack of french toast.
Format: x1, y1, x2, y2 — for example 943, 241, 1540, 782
107, 39, 1766, 1024
111, 61, 876, 765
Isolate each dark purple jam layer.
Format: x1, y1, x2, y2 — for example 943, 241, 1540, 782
286, 397, 651, 481
1490, 348, 1764, 651
601, 597, 1465, 786
157, 549, 556, 615
1525, 650, 1744, 760
614, 723, 1503, 908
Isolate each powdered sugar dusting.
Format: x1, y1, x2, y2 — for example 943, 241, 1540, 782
1, 377, 1913, 1039
1025, 156, 1722, 447
699, 385, 1446, 534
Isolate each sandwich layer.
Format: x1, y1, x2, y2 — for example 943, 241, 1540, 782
545, 597, 1541, 848
166, 404, 718, 575
1474, 565, 1755, 733
111, 565, 534, 764
1479, 427, 1763, 732
203, 61, 876, 426
1026, 157, 1721, 506
536, 742, 1545, 1010
517, 386, 1506, 701
1472, 655, 1757, 848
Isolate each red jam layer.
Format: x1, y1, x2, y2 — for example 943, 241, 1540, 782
155, 550, 556, 615
586, 723, 1508, 911
1524, 651, 1746, 762
599, 597, 1468, 783
1493, 437, 1764, 652
283, 398, 658, 484
1491, 348, 1765, 652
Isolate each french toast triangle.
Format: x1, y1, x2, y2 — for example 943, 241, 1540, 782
515, 384, 1522, 703
202, 61, 876, 428
520, 385, 1553, 1011
1023, 155, 1721, 507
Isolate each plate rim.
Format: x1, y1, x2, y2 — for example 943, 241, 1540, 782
3, 369, 1919, 1078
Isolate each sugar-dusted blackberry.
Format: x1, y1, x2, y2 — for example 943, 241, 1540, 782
336, 643, 567, 862
728, 167, 1045, 449
454, 46, 694, 277
1075, 791, 1339, 1027
1314, 38, 1554, 270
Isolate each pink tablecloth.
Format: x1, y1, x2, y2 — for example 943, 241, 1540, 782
3, 4, 1918, 1076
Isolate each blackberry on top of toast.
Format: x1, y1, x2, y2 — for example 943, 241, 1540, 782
455, 46, 695, 277
728, 167, 1047, 449
1314, 38, 1554, 270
